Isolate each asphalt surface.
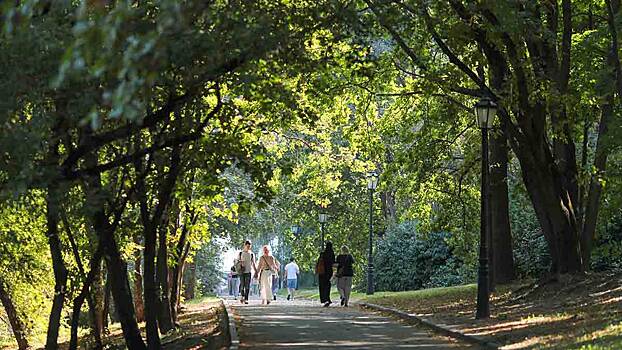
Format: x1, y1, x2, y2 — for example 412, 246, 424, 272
227, 297, 478, 349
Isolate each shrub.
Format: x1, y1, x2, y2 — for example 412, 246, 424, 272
373, 221, 473, 292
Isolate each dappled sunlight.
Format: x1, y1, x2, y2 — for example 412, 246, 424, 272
230, 300, 474, 349
362, 273, 622, 349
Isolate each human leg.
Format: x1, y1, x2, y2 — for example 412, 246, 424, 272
336, 277, 345, 305
260, 270, 273, 303
240, 273, 251, 301
287, 279, 296, 300
318, 276, 331, 305
343, 277, 353, 306
232, 277, 240, 298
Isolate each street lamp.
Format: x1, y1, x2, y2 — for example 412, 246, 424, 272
366, 171, 379, 295
474, 97, 497, 319
319, 211, 327, 251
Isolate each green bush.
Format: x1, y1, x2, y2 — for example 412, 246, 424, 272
591, 212, 622, 271
373, 221, 473, 292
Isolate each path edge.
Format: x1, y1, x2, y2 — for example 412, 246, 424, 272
221, 299, 240, 350
358, 302, 500, 350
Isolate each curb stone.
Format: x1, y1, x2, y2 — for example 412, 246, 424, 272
358, 302, 500, 350
221, 299, 240, 350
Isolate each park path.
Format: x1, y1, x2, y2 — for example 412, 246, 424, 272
227, 297, 479, 349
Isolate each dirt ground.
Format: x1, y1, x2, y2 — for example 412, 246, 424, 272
365, 272, 622, 349
22, 298, 230, 350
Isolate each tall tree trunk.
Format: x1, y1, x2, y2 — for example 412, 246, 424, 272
82, 149, 146, 349
582, 0, 622, 266
69, 248, 103, 350
516, 141, 583, 275
183, 262, 196, 300
45, 186, 68, 350
91, 260, 106, 336
138, 141, 182, 343
142, 214, 161, 349
133, 233, 145, 323
170, 204, 195, 322
62, 212, 103, 349
102, 271, 110, 330
489, 131, 515, 284
156, 211, 175, 333
0, 278, 30, 350
171, 240, 191, 322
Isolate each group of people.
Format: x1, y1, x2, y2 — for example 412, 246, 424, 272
231, 240, 301, 305
230, 239, 355, 307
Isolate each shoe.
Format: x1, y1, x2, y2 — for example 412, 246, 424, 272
287, 294, 291, 301
240, 298, 244, 304
273, 295, 277, 301
323, 302, 331, 307
244, 300, 248, 304
340, 297, 344, 306
267, 300, 271, 305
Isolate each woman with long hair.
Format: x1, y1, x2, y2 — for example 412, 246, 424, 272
336, 245, 355, 307
317, 241, 335, 307
255, 245, 279, 305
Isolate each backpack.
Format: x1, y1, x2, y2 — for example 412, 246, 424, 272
234, 252, 245, 274
315, 257, 325, 275
235, 251, 253, 274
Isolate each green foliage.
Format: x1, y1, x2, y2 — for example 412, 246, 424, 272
591, 212, 622, 271
374, 221, 474, 292
509, 179, 551, 278
195, 241, 224, 296
0, 194, 54, 343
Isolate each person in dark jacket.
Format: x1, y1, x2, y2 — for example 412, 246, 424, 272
335, 245, 355, 307
317, 241, 335, 307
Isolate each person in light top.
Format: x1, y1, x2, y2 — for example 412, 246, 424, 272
238, 240, 256, 304
284, 257, 300, 300
254, 245, 279, 305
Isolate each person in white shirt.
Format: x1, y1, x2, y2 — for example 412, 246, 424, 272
284, 257, 300, 300
237, 240, 257, 304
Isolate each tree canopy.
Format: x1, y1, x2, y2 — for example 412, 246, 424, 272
1, 0, 622, 349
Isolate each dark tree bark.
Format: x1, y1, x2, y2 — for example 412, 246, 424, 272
102, 271, 111, 330
62, 211, 103, 350
581, 0, 622, 266
68, 248, 103, 350
489, 131, 515, 284
170, 204, 193, 322
183, 262, 196, 300
82, 147, 146, 349
136, 139, 183, 347
133, 233, 145, 323
45, 185, 68, 350
156, 210, 175, 333
0, 278, 30, 350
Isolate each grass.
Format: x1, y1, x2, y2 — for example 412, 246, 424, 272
294, 273, 622, 350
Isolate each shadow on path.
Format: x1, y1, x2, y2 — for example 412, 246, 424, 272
228, 298, 478, 349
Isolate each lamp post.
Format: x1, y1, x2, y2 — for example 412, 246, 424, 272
319, 212, 327, 251
366, 171, 379, 295
474, 97, 497, 319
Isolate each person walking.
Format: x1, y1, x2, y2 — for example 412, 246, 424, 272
284, 257, 300, 300
237, 240, 256, 304
251, 275, 259, 296
317, 241, 335, 307
336, 245, 355, 307
255, 245, 279, 305
230, 266, 240, 299
271, 257, 281, 301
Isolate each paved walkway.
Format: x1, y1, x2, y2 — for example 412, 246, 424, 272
227, 297, 479, 349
